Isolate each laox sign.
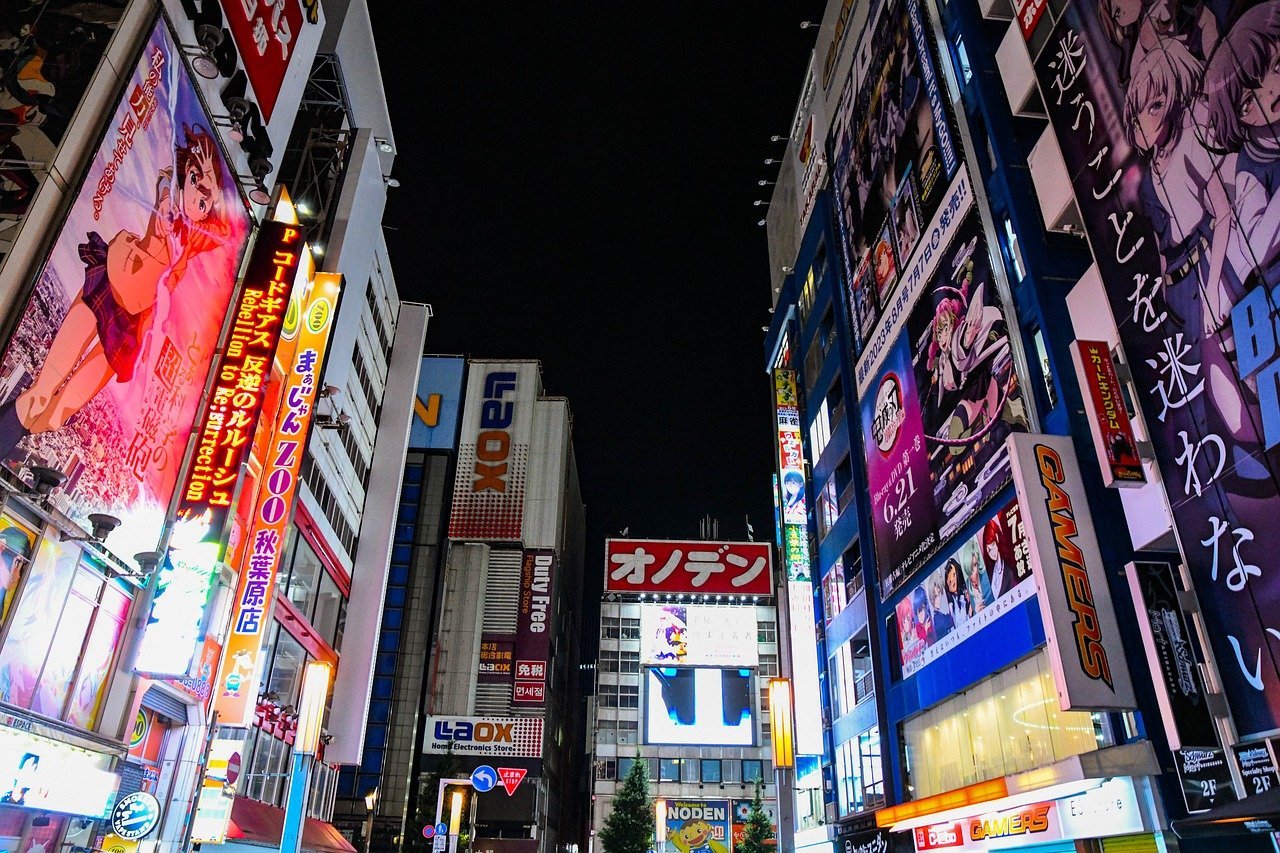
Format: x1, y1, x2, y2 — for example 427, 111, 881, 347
472, 371, 517, 492
433, 720, 514, 743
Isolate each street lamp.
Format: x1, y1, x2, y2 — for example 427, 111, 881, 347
280, 661, 332, 853
364, 788, 379, 853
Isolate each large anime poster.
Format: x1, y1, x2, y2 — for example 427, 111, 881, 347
830, 0, 959, 351
0, 1, 128, 264
1030, 0, 1280, 735
861, 209, 1029, 597
0, 18, 252, 568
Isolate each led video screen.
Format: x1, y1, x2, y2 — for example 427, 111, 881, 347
645, 667, 755, 747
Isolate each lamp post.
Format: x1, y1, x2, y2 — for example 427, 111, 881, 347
363, 788, 379, 853
280, 661, 332, 853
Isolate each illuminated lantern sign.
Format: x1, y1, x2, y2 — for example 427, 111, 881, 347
135, 221, 305, 677
214, 272, 340, 724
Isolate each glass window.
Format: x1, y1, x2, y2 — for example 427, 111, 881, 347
311, 570, 343, 647
602, 617, 620, 639
620, 651, 640, 673
757, 621, 776, 644
722, 760, 742, 783
699, 759, 722, 784
0, 514, 35, 625
618, 720, 639, 745
265, 630, 308, 706
620, 618, 640, 640
660, 758, 680, 782
284, 532, 325, 620
681, 758, 699, 783
742, 759, 764, 785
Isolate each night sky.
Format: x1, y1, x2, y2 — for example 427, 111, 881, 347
372, 5, 826, 616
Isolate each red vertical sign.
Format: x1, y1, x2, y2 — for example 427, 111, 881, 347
513, 550, 554, 706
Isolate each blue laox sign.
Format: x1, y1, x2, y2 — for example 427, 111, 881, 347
1233, 288, 1280, 448
423, 715, 543, 758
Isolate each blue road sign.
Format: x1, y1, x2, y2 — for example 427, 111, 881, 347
470, 764, 497, 792
435, 822, 449, 836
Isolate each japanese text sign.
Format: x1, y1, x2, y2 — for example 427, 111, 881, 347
1071, 340, 1144, 487
514, 550, 555, 706
215, 270, 339, 724
218, 0, 307, 121
136, 220, 303, 677
605, 539, 772, 596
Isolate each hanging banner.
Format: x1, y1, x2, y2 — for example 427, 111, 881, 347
0, 17, 251, 570
135, 220, 303, 677
1008, 433, 1137, 710
213, 271, 339, 723
513, 550, 555, 706
1070, 340, 1145, 487
1028, 0, 1280, 736
1124, 560, 1218, 749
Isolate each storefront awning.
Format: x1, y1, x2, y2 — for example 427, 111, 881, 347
1171, 787, 1280, 838
226, 796, 357, 853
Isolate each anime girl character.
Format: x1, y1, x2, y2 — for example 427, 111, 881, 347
966, 545, 995, 611
651, 608, 689, 663
943, 557, 973, 626
1100, 0, 1220, 84
982, 515, 1017, 599
782, 470, 806, 518
0, 124, 233, 459
929, 579, 954, 638
911, 585, 937, 647
924, 237, 1021, 448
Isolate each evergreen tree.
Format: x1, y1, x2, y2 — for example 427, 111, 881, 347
735, 778, 774, 853
599, 757, 653, 853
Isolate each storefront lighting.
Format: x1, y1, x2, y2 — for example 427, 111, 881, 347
876, 778, 1009, 828
768, 678, 795, 770
281, 661, 332, 853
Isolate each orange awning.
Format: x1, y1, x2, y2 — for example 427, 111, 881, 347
226, 796, 357, 853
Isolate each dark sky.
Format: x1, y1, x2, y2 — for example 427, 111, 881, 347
373, 5, 825, 601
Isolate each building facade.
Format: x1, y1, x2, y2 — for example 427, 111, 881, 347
588, 537, 781, 853
761, 0, 1280, 849
0, 1, 427, 851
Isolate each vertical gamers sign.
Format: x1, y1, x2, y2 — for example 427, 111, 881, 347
514, 550, 555, 706
136, 220, 303, 676
1029, 0, 1280, 735
0, 18, 251, 569
449, 363, 537, 540
1008, 434, 1136, 710
215, 272, 340, 723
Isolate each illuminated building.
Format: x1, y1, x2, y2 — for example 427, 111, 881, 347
0, 1, 427, 851
587, 538, 782, 853
415, 359, 588, 853
757, 0, 1280, 850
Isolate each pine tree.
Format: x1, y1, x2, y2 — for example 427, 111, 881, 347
599, 757, 653, 853
735, 778, 774, 853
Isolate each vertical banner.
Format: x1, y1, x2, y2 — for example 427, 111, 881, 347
213, 271, 339, 723
1008, 433, 1136, 710
0, 18, 251, 567
135, 220, 303, 676
1070, 341, 1145, 486
513, 550, 555, 706
1125, 561, 1218, 749
1029, 0, 1280, 736
448, 363, 538, 540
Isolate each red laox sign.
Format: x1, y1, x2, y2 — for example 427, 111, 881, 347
605, 539, 772, 595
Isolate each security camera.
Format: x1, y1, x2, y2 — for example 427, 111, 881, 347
87, 513, 121, 541
26, 465, 66, 497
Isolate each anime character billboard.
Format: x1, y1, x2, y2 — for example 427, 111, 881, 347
861, 208, 1029, 597
0, 18, 251, 568
1029, 0, 1280, 734
830, 0, 959, 352
0, 2, 127, 263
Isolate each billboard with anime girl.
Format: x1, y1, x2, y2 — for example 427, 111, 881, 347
861, 206, 1029, 597
0, 17, 252, 568
1028, 0, 1280, 735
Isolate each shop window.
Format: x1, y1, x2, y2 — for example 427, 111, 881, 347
0, 538, 130, 727
901, 650, 1110, 799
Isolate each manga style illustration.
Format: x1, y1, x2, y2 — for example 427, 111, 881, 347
0, 22, 249, 565
1034, 0, 1280, 731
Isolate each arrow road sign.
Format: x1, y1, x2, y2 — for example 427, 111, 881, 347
497, 767, 528, 796
470, 764, 497, 792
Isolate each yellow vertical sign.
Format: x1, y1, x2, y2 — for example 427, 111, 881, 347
213, 272, 342, 724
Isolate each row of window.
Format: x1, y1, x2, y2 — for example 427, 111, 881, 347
597, 756, 773, 785
300, 453, 358, 557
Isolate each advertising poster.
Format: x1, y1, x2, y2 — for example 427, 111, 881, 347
895, 498, 1033, 677
0, 2, 128, 263
829, 0, 959, 350
411, 356, 466, 451
1028, 0, 1280, 735
513, 550, 555, 706
640, 604, 758, 667
0, 18, 251, 568
1125, 561, 1218, 749
0, 514, 34, 625
731, 799, 777, 849
0, 723, 117, 817
1071, 340, 1145, 486
662, 799, 730, 853
861, 209, 1028, 597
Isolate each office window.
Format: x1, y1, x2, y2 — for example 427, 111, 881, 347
602, 616, 621, 639
757, 621, 776, 644
759, 654, 778, 677
723, 760, 742, 783
701, 759, 722, 783
660, 758, 681, 782
618, 719, 639, 745
742, 759, 764, 785
597, 759, 617, 780
620, 618, 641, 640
